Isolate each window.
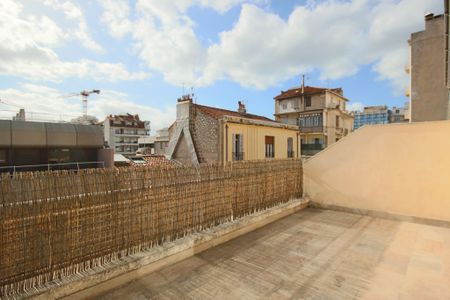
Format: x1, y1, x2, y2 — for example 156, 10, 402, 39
305, 96, 311, 107
314, 138, 320, 145
0, 149, 7, 165
287, 138, 294, 158
336, 116, 340, 128
281, 101, 287, 110
48, 149, 71, 164
232, 134, 244, 161
298, 114, 322, 128
265, 136, 275, 158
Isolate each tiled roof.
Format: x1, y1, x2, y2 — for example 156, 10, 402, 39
274, 86, 343, 101
195, 104, 274, 122
107, 113, 141, 122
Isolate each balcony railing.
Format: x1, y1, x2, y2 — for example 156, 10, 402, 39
301, 144, 325, 151
287, 150, 295, 158
232, 152, 244, 161
299, 126, 323, 133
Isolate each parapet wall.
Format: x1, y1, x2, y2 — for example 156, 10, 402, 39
304, 121, 450, 223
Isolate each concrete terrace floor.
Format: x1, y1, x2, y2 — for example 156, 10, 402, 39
92, 208, 450, 300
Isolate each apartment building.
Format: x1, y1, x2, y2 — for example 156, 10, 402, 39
409, 13, 450, 121
389, 103, 410, 123
168, 96, 299, 165
354, 106, 389, 130
103, 114, 150, 157
137, 128, 170, 156
274, 86, 353, 156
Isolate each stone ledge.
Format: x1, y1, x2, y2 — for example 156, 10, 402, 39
27, 198, 309, 300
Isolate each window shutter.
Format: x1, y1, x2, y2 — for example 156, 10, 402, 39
239, 134, 244, 153
232, 134, 236, 153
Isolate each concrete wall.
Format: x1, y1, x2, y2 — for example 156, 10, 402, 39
304, 121, 450, 222
410, 15, 449, 121
224, 122, 300, 161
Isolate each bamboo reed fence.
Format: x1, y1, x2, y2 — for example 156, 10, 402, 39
0, 159, 302, 298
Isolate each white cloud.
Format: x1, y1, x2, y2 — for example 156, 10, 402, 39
98, 0, 442, 94
42, 0, 104, 53
0, 0, 149, 82
0, 84, 175, 130
347, 102, 365, 112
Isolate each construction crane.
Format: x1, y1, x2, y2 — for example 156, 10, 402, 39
59, 89, 100, 117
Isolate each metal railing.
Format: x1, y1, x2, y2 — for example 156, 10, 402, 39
299, 126, 324, 133
232, 152, 245, 161
0, 161, 105, 173
301, 144, 325, 151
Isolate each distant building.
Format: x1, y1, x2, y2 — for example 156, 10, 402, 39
389, 103, 410, 123
12, 109, 26, 121
137, 128, 169, 156
168, 96, 299, 165
102, 114, 150, 157
409, 13, 450, 121
274, 86, 353, 156
354, 106, 389, 130
0, 120, 107, 172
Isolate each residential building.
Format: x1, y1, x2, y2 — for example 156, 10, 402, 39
274, 86, 353, 156
354, 106, 389, 130
0, 120, 108, 172
137, 128, 170, 156
168, 96, 299, 165
102, 114, 150, 157
154, 128, 170, 155
409, 13, 450, 121
389, 103, 410, 123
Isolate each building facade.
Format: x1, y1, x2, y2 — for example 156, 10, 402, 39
409, 13, 450, 121
103, 114, 150, 157
354, 106, 389, 130
168, 96, 299, 165
0, 120, 106, 172
389, 103, 410, 123
274, 86, 353, 156
137, 128, 170, 156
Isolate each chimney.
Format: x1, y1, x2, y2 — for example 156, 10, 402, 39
176, 95, 193, 121
238, 101, 246, 114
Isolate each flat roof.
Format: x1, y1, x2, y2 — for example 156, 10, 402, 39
94, 208, 450, 299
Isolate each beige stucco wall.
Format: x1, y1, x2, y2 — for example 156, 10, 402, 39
224, 122, 299, 161
304, 121, 450, 222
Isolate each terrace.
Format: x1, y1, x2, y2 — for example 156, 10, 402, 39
90, 208, 450, 300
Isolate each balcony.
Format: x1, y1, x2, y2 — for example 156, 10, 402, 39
299, 126, 323, 133
301, 143, 324, 156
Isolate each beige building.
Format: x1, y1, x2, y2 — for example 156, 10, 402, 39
168, 96, 300, 165
409, 13, 450, 121
274, 86, 353, 156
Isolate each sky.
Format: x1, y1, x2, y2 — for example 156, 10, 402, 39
0, 0, 444, 131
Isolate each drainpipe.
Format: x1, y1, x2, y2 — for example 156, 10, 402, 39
225, 123, 229, 162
